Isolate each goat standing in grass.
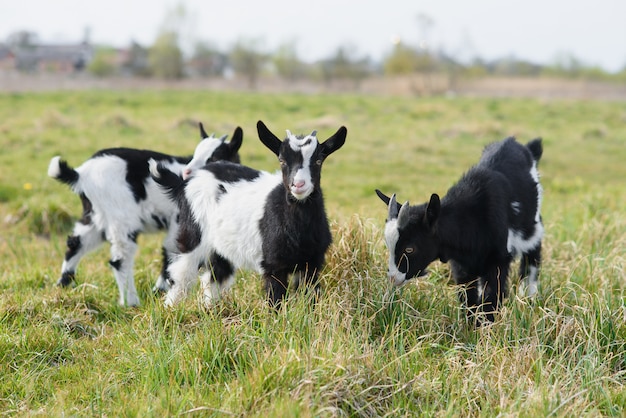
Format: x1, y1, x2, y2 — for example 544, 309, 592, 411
376, 137, 543, 324
150, 120, 346, 308
47, 124, 243, 306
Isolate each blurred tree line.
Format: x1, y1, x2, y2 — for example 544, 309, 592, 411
87, 35, 376, 87
6, 5, 626, 87
86, 34, 626, 85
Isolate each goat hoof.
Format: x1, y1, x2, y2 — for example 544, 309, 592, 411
57, 273, 76, 287
152, 275, 172, 294
122, 299, 141, 308
152, 285, 168, 295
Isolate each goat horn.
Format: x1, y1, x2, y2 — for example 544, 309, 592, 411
310, 130, 317, 137
220, 134, 228, 142
388, 193, 399, 220
199, 122, 209, 139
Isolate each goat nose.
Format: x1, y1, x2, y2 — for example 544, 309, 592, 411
293, 180, 305, 188
183, 168, 191, 179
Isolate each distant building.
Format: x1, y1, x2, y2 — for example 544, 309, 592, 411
118, 42, 151, 77
0, 31, 93, 74
0, 44, 15, 70
18, 42, 92, 73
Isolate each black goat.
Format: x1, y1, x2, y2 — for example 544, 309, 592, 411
376, 137, 543, 324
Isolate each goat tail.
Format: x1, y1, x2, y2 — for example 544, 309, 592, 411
48, 156, 79, 186
149, 158, 183, 195
526, 138, 543, 162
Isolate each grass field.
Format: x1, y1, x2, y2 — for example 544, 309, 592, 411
0, 90, 625, 416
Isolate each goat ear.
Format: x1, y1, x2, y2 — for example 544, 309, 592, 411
257, 120, 282, 156
397, 201, 411, 229
199, 122, 209, 139
320, 126, 347, 157
425, 193, 440, 226
229, 127, 243, 152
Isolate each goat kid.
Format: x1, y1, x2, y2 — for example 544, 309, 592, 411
47, 124, 243, 306
376, 137, 543, 324
150, 120, 347, 308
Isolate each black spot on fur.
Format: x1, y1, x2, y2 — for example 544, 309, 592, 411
79, 194, 93, 225
206, 143, 242, 164
159, 247, 171, 291
109, 259, 122, 270
208, 252, 235, 285
151, 162, 185, 201
65, 235, 82, 261
53, 159, 79, 186
206, 161, 260, 182
176, 198, 202, 253
128, 230, 140, 243
93, 148, 190, 202
216, 184, 227, 201
151, 214, 166, 229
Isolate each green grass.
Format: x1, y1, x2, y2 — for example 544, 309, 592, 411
1, 90, 625, 416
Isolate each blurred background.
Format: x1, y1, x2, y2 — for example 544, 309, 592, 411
1, 0, 625, 98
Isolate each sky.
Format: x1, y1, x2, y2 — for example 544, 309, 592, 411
1, 0, 625, 72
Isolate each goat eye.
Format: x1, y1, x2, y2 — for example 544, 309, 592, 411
315, 159, 323, 166
405, 247, 414, 254
278, 158, 286, 166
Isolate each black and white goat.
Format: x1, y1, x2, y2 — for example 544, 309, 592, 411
47, 124, 243, 306
150, 120, 347, 307
376, 137, 543, 323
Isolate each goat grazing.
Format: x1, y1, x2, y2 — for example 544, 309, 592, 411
376, 137, 543, 324
47, 124, 243, 306
150, 120, 347, 307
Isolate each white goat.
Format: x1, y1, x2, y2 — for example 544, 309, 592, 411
47, 124, 243, 306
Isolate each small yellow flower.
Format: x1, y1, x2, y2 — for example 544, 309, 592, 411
23, 183, 33, 191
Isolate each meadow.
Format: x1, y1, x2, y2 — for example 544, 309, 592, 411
0, 90, 625, 416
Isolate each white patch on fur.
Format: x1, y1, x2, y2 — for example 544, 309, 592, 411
201, 273, 235, 306
507, 223, 544, 257
517, 265, 539, 298
148, 159, 160, 178
286, 131, 317, 151
286, 132, 318, 200
523, 266, 539, 297
183, 136, 223, 179
507, 161, 544, 257
47, 156, 62, 178
477, 277, 485, 298
530, 161, 543, 223
384, 219, 406, 286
